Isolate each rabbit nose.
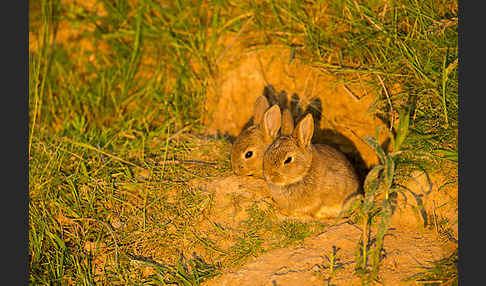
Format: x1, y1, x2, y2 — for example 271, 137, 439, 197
266, 172, 280, 182
263, 170, 273, 179
234, 165, 244, 175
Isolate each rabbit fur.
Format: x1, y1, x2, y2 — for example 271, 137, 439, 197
262, 105, 361, 219
231, 96, 294, 178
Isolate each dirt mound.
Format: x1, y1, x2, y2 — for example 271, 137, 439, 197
195, 175, 272, 229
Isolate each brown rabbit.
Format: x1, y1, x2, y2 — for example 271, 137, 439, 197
262, 105, 361, 219
231, 96, 294, 178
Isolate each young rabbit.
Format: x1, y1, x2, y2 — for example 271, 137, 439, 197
262, 105, 361, 219
231, 96, 294, 178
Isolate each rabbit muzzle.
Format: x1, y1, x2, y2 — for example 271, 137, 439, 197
263, 170, 287, 186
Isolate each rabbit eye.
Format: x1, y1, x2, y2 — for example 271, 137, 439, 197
245, 151, 253, 159
284, 156, 293, 164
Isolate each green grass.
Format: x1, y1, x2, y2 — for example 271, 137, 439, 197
29, 0, 457, 284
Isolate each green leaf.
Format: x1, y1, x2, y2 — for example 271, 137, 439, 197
383, 155, 395, 190
47, 231, 66, 251
365, 136, 386, 164
363, 165, 383, 194
370, 199, 393, 276
362, 165, 384, 213
394, 108, 410, 151
436, 148, 458, 162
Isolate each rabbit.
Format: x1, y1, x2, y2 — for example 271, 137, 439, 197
262, 105, 361, 220
231, 96, 294, 178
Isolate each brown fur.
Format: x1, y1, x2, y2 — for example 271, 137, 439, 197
231, 98, 294, 178
263, 110, 361, 219
231, 125, 273, 177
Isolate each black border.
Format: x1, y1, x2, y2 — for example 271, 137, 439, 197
3, 0, 29, 283
458, 0, 473, 285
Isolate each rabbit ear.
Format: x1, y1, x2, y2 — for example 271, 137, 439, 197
253, 96, 270, 125
263, 105, 281, 139
281, 108, 294, 136
293, 113, 314, 147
